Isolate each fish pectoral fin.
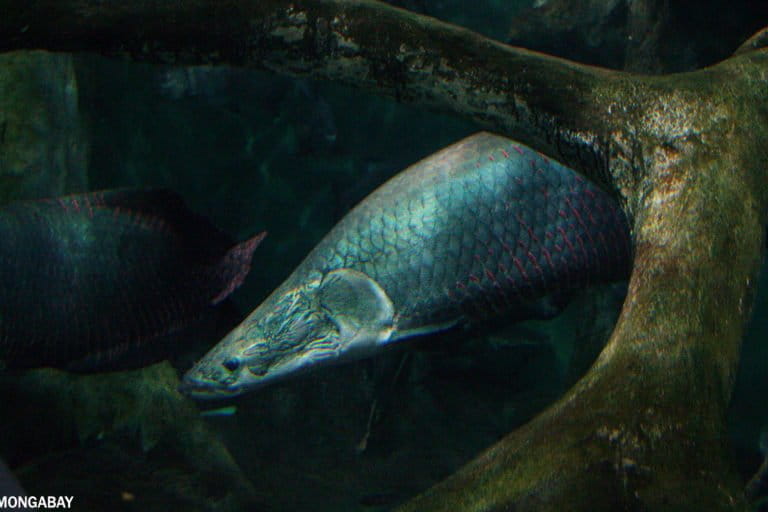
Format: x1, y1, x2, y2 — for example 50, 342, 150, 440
318, 268, 395, 347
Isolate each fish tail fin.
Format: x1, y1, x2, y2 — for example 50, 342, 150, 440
211, 231, 267, 304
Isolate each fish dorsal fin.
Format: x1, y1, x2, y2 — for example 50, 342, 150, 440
318, 268, 395, 348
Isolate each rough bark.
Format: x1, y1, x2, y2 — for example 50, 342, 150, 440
1, 1, 766, 510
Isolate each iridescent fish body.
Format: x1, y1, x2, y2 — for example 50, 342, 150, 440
182, 132, 631, 398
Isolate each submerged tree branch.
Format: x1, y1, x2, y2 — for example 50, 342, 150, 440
1, 1, 767, 511
0, 0, 637, 199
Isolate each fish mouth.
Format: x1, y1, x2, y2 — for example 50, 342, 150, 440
178, 374, 243, 400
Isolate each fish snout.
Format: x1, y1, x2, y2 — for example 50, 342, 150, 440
178, 359, 242, 399
177, 376, 204, 397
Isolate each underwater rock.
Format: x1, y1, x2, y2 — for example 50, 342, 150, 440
16, 444, 243, 512
0, 51, 87, 203
0, 363, 259, 509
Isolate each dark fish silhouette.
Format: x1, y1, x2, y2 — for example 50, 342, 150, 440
182, 132, 631, 398
0, 189, 265, 372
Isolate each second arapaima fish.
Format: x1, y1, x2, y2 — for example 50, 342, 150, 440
0, 189, 264, 372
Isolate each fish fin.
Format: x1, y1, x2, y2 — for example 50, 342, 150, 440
318, 268, 395, 347
210, 231, 266, 304
389, 319, 462, 343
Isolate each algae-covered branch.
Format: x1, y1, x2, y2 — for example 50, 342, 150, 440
0, 0, 627, 189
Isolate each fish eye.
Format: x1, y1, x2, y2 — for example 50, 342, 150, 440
222, 358, 241, 372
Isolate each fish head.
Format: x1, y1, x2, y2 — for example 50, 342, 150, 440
180, 284, 339, 398
181, 268, 395, 399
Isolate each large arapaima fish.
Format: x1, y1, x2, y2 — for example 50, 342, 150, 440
181, 132, 632, 399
